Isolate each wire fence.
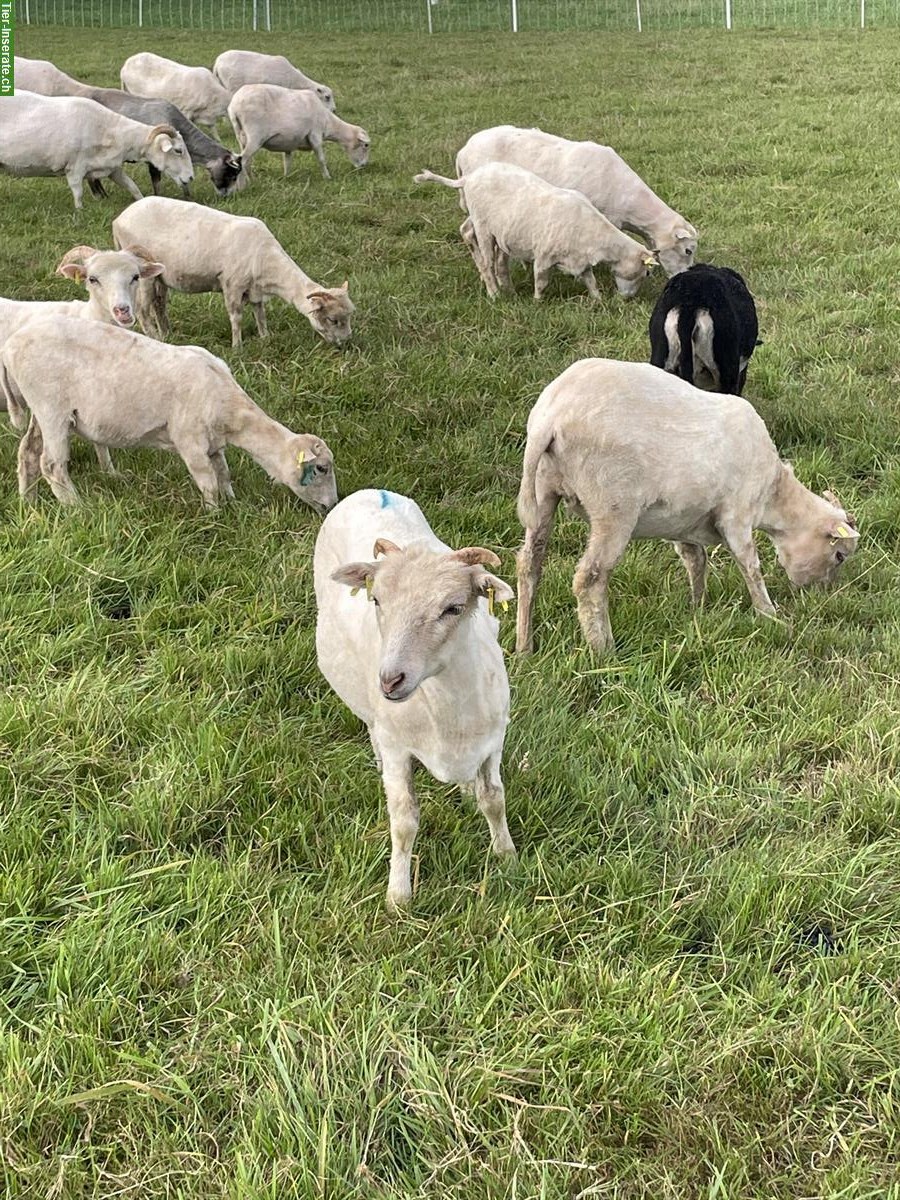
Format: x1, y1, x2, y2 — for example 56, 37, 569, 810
15, 0, 884, 30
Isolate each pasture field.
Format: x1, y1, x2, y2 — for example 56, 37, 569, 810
2, 25, 900, 1200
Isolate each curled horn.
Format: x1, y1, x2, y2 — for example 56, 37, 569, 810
823, 489, 857, 529
451, 547, 501, 568
373, 538, 402, 557
55, 245, 99, 274
145, 123, 179, 141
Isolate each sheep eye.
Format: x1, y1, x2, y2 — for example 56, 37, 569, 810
372, 597, 380, 607
315, 462, 328, 476
440, 604, 464, 619
685, 247, 692, 256
131, 274, 140, 283
835, 549, 847, 564
87, 276, 99, 285
173, 147, 184, 155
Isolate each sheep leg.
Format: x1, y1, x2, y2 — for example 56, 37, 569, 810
17, 415, 44, 502
282, 152, 292, 177
93, 445, 121, 476
222, 287, 245, 348
475, 752, 516, 858
717, 521, 776, 617
579, 267, 602, 300
109, 166, 143, 201
252, 302, 268, 339
494, 249, 513, 292
572, 522, 635, 654
515, 494, 559, 655
176, 442, 221, 508
533, 260, 554, 302
381, 753, 418, 911
66, 170, 85, 211
309, 134, 331, 180
367, 727, 383, 771
38, 425, 80, 506
210, 450, 235, 500
148, 163, 163, 196
463, 218, 500, 298
674, 542, 708, 606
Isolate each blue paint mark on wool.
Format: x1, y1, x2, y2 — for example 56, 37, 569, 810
379, 490, 393, 509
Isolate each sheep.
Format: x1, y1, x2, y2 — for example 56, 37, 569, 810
515, 359, 859, 655
0, 92, 192, 209
112, 196, 355, 349
12, 55, 94, 97
456, 125, 698, 277
0, 314, 339, 512
314, 489, 516, 910
213, 50, 335, 112
649, 264, 760, 396
0, 245, 164, 477
10, 62, 243, 197
121, 52, 232, 132
414, 164, 658, 300
227, 85, 369, 181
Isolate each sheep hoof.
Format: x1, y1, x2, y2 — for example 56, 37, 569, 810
385, 889, 412, 913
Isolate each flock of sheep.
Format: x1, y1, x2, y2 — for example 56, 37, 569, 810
0, 47, 862, 909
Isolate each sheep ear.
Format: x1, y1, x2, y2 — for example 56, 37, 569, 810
822, 489, 857, 529
675, 227, 696, 241
827, 521, 859, 541
331, 561, 378, 590
58, 263, 88, 283
373, 538, 401, 557
472, 570, 515, 604
139, 261, 165, 279
452, 546, 501, 568
157, 134, 174, 153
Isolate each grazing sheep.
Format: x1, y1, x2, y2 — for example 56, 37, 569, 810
649, 263, 760, 396
227, 85, 369, 181
515, 359, 859, 655
121, 52, 232, 131
0, 92, 192, 209
456, 125, 698, 276
12, 55, 94, 96
314, 489, 516, 910
111, 197, 354, 348
0, 314, 338, 511
415, 164, 658, 300
213, 50, 335, 111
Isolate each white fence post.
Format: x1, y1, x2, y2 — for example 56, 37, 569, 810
426, 0, 433, 33
511, 0, 518, 33
266, 0, 271, 31
138, 0, 143, 27
635, 0, 642, 32
725, 0, 732, 29
25, 0, 30, 23
252, 0, 258, 30
860, 0, 865, 27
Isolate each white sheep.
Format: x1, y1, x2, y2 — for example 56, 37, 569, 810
314, 489, 516, 910
0, 92, 193, 209
121, 52, 232, 131
516, 359, 860, 654
0, 314, 338, 512
456, 125, 698, 277
415, 164, 658, 300
227, 85, 369, 181
111, 197, 355, 348
0, 245, 165, 473
212, 50, 335, 111
12, 55, 93, 96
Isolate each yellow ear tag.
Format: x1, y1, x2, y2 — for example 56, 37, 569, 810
834, 524, 852, 539
350, 585, 361, 597
297, 449, 305, 468
500, 599, 509, 614
486, 585, 495, 617
365, 576, 374, 601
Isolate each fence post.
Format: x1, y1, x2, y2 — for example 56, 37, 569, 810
725, 0, 732, 29
511, 0, 518, 32
266, 0, 271, 31
860, 0, 865, 27
25, 0, 30, 23
138, 0, 142, 27
635, 0, 642, 32
252, 0, 258, 30
426, 0, 433, 33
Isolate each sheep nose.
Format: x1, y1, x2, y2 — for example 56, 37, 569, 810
380, 671, 406, 699
113, 306, 134, 324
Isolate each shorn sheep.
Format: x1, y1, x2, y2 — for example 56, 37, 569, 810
213, 50, 335, 111
315, 489, 516, 910
649, 263, 760, 396
112, 197, 355, 348
0, 315, 338, 511
515, 359, 859, 655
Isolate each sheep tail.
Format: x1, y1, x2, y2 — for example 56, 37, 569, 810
517, 422, 554, 529
0, 356, 28, 431
413, 169, 464, 189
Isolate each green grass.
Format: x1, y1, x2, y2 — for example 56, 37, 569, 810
2, 24, 900, 1200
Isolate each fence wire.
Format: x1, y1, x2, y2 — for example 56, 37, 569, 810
17, 0, 882, 30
